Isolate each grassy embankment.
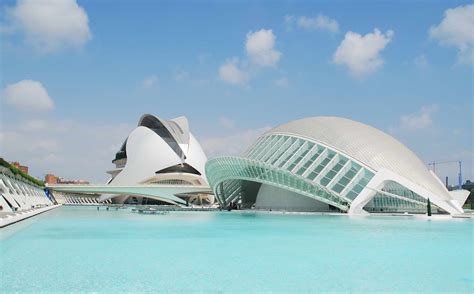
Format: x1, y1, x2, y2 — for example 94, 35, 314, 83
0, 157, 44, 187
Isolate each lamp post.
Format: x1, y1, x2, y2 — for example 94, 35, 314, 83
427, 198, 432, 217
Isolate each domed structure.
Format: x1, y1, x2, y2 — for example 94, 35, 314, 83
103, 114, 211, 205
205, 116, 468, 215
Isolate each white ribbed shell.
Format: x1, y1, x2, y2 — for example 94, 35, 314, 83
269, 116, 450, 199
109, 114, 208, 185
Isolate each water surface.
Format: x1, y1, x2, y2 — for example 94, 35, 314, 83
1, 207, 472, 292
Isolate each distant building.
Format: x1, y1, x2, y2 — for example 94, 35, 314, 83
45, 174, 89, 185
45, 174, 58, 184
462, 180, 474, 191
11, 161, 28, 174
462, 180, 474, 206
57, 178, 90, 185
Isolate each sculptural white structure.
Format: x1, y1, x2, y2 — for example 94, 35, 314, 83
103, 114, 211, 205
206, 117, 468, 214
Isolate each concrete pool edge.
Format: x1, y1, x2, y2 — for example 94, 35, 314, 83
58, 205, 474, 220
0, 204, 62, 228
236, 209, 474, 220
3, 205, 470, 226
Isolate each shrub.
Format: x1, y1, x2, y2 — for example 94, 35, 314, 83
0, 157, 44, 187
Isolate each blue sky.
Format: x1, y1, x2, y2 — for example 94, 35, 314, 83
1, 0, 472, 184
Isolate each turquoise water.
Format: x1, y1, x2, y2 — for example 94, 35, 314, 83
1, 207, 472, 293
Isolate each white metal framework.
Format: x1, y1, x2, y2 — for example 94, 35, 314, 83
0, 172, 53, 213
206, 117, 467, 214
103, 114, 210, 205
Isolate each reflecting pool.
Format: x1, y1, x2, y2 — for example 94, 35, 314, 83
1, 207, 472, 292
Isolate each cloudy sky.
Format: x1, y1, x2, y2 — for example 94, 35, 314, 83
1, 0, 472, 184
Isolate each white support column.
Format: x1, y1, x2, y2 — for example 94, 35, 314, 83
348, 175, 384, 215
348, 168, 463, 215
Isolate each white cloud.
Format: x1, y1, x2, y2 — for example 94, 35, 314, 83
274, 77, 289, 88
219, 29, 281, 86
414, 54, 428, 68
142, 75, 158, 88
2, 79, 54, 112
246, 29, 281, 67
285, 14, 339, 33
387, 105, 473, 182
218, 58, 248, 85
333, 29, 394, 77
398, 104, 439, 131
430, 4, 474, 65
201, 126, 272, 158
297, 15, 339, 33
8, 0, 91, 52
19, 119, 49, 132
0, 119, 134, 183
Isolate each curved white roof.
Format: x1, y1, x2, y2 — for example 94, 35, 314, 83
137, 114, 190, 151
269, 116, 450, 199
109, 114, 208, 186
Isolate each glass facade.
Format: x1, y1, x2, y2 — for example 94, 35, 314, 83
206, 156, 350, 210
246, 134, 377, 201
206, 133, 439, 213
364, 181, 442, 213
206, 134, 377, 210
149, 179, 193, 185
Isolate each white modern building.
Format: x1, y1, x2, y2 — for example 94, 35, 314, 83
52, 191, 106, 205
0, 171, 53, 213
102, 114, 212, 205
205, 117, 469, 215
